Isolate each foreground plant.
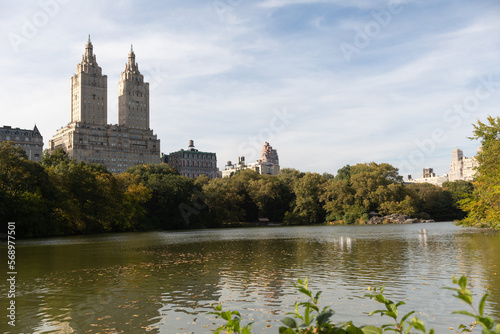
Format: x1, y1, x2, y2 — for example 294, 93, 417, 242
445, 275, 500, 334
211, 275, 499, 334
364, 284, 421, 334
209, 303, 253, 334
278, 277, 350, 333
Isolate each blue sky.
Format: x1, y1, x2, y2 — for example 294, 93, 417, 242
1, 0, 499, 177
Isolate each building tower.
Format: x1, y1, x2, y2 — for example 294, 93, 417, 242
449, 148, 464, 181
70, 35, 108, 126
260, 142, 279, 165
49, 37, 161, 173
118, 45, 150, 130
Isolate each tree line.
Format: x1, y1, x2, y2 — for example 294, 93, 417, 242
1, 141, 477, 238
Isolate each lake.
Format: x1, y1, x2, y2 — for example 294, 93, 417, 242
1, 222, 499, 333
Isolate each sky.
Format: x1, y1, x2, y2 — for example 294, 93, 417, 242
1, 0, 499, 178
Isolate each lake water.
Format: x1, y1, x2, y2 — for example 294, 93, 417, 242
1, 222, 499, 333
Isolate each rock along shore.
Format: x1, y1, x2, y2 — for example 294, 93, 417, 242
366, 213, 434, 225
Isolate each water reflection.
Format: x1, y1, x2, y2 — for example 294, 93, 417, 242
0, 223, 499, 333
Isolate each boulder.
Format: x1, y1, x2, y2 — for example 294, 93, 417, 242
367, 214, 421, 225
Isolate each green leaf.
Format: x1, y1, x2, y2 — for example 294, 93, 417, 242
279, 327, 295, 334
304, 304, 311, 325
298, 286, 312, 298
479, 293, 488, 316
478, 316, 495, 329
452, 310, 476, 318
314, 291, 322, 303
368, 310, 384, 316
458, 276, 468, 291
346, 324, 365, 334
231, 319, 240, 332
443, 287, 461, 293
281, 317, 298, 328
221, 310, 231, 321
457, 290, 473, 305
310, 304, 320, 313
404, 323, 414, 334
401, 310, 415, 323
242, 328, 252, 334
494, 324, 500, 334
411, 317, 426, 332
316, 310, 334, 325
361, 325, 383, 334
386, 311, 398, 320
386, 302, 398, 319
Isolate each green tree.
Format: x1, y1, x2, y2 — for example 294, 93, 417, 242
284, 172, 326, 225
459, 116, 500, 229
247, 175, 291, 221
350, 162, 404, 212
115, 172, 152, 230
320, 179, 355, 221
0, 141, 30, 195
202, 177, 246, 224
442, 180, 474, 220
406, 183, 456, 221
41, 148, 71, 167
0, 142, 61, 237
321, 163, 417, 223
126, 163, 201, 229
46, 159, 124, 233
334, 164, 351, 183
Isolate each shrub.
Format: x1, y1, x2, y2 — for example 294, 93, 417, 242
211, 276, 499, 334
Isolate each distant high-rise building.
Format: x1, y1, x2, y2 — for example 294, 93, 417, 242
222, 142, 280, 177
449, 148, 478, 181
163, 140, 218, 179
49, 37, 160, 173
422, 168, 435, 178
0, 125, 43, 161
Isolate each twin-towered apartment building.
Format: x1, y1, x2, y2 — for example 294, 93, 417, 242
2, 37, 280, 178
48, 37, 160, 174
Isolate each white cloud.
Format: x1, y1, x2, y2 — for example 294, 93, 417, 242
0, 0, 498, 177
258, 0, 395, 9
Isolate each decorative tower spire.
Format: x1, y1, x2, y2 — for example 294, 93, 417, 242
84, 35, 94, 63
127, 43, 138, 72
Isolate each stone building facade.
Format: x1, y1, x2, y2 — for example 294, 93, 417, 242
0, 125, 43, 162
163, 140, 218, 179
222, 142, 280, 177
49, 37, 160, 173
